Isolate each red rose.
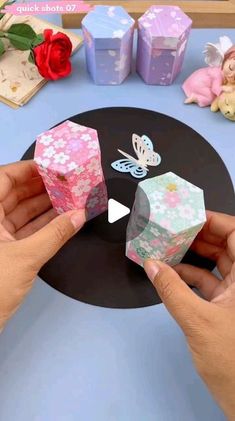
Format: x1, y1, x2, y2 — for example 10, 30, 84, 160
34, 29, 72, 80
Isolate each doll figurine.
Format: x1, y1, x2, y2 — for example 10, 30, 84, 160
183, 36, 234, 107
205, 37, 235, 93
182, 67, 223, 107
221, 47, 235, 92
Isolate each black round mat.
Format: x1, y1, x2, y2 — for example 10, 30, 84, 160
22, 107, 235, 309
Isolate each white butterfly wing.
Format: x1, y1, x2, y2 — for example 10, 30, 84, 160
146, 151, 162, 166
130, 166, 148, 178
117, 149, 139, 166
111, 159, 137, 173
132, 133, 152, 167
111, 159, 147, 179
132, 133, 161, 167
141, 134, 161, 165
141, 135, 154, 151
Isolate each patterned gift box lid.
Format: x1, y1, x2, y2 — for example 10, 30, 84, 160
138, 5, 192, 50
82, 5, 135, 50
34, 120, 100, 175
139, 172, 206, 235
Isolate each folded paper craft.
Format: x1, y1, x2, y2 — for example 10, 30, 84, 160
82, 5, 135, 85
126, 172, 206, 267
34, 120, 107, 219
136, 6, 192, 85
111, 133, 161, 179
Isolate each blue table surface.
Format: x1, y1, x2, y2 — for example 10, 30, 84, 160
0, 13, 234, 421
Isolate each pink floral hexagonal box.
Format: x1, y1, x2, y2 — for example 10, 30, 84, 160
34, 120, 107, 219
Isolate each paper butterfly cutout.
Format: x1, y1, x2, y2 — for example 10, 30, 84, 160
111, 133, 161, 179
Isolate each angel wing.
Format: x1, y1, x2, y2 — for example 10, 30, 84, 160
219, 35, 234, 53
204, 36, 233, 67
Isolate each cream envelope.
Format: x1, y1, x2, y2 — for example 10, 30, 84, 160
0, 13, 83, 108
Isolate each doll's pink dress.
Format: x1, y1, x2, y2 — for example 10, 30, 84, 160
182, 67, 223, 107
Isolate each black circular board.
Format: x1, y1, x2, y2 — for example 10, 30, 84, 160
22, 107, 235, 309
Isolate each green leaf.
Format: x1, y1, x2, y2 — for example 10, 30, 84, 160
8, 23, 37, 40
6, 0, 17, 5
6, 24, 39, 50
0, 39, 5, 56
0, 0, 16, 19
7, 32, 32, 50
32, 34, 44, 48
3, 0, 16, 6
28, 51, 35, 64
0, 1, 16, 19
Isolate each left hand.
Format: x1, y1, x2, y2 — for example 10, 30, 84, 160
0, 161, 85, 330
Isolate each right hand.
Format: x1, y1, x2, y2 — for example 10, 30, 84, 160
144, 211, 235, 420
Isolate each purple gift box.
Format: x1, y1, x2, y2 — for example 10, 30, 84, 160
82, 5, 135, 85
136, 6, 192, 85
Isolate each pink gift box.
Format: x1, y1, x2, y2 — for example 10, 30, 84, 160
34, 120, 107, 219
136, 6, 192, 85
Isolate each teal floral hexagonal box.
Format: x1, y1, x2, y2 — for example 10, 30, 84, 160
126, 172, 206, 267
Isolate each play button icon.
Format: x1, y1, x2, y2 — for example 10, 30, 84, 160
86, 176, 150, 244
108, 199, 130, 224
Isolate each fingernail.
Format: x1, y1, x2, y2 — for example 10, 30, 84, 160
144, 260, 160, 283
70, 210, 86, 230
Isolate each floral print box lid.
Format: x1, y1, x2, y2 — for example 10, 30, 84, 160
34, 120, 100, 175
138, 5, 192, 50
82, 5, 135, 50
138, 172, 206, 235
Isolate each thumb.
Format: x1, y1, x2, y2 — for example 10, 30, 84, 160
23, 209, 86, 268
144, 259, 209, 334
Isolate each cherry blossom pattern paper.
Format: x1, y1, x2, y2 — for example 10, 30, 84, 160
126, 172, 206, 267
136, 6, 192, 85
34, 120, 107, 219
82, 6, 134, 85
